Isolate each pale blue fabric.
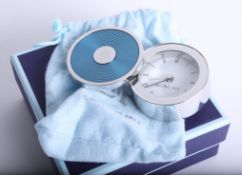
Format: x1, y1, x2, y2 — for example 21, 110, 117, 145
35, 9, 186, 163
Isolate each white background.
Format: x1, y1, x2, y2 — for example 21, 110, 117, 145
0, 0, 242, 174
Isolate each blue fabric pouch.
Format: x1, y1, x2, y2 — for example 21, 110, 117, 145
35, 9, 186, 163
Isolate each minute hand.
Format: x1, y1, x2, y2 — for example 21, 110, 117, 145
144, 77, 174, 88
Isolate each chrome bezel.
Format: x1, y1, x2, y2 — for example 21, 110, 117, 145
131, 43, 209, 105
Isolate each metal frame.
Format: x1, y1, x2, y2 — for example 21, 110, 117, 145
132, 43, 210, 118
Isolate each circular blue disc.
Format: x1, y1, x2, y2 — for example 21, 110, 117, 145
67, 28, 142, 85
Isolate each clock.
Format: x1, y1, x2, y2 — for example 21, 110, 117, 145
66, 27, 209, 118
130, 43, 209, 118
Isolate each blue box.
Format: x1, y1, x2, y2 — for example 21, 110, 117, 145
11, 45, 230, 175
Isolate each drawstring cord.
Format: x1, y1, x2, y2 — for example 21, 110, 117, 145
33, 19, 68, 47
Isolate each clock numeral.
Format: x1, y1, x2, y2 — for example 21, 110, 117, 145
190, 81, 195, 85
191, 71, 198, 75
161, 54, 166, 63
185, 60, 193, 66
172, 86, 180, 91
160, 84, 169, 88
177, 53, 184, 57
175, 57, 179, 63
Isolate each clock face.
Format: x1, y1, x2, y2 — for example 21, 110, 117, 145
139, 50, 200, 97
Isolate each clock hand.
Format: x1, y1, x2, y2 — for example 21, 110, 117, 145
144, 76, 174, 88
148, 74, 174, 81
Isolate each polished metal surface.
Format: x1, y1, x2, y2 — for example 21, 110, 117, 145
130, 43, 209, 118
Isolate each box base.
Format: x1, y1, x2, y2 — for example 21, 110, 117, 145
11, 45, 229, 175
101, 145, 219, 175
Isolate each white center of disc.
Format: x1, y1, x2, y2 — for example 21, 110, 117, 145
93, 46, 116, 64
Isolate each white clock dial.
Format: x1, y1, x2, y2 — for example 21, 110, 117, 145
131, 43, 209, 118
139, 50, 199, 97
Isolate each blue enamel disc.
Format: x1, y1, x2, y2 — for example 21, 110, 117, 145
67, 28, 142, 85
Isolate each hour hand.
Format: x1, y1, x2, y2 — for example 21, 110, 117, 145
143, 76, 174, 88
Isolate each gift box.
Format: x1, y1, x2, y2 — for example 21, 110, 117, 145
11, 45, 230, 175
